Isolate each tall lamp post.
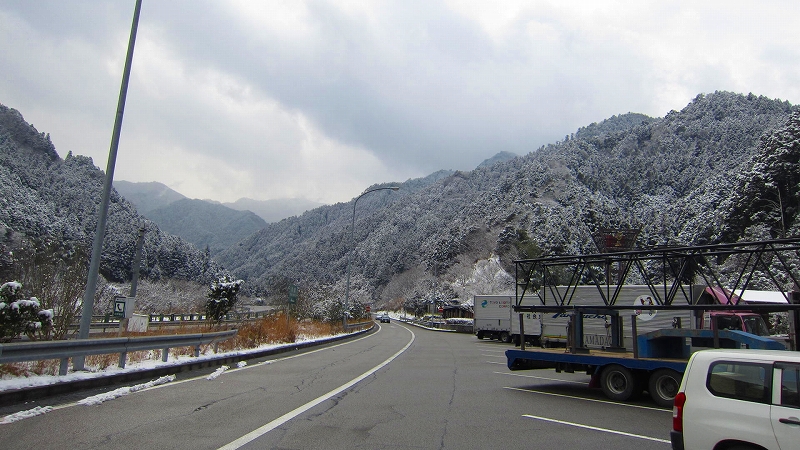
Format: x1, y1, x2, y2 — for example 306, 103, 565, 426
343, 186, 399, 330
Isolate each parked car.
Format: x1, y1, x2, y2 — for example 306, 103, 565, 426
671, 348, 800, 450
377, 314, 391, 323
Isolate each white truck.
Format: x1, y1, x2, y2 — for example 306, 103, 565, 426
474, 295, 540, 345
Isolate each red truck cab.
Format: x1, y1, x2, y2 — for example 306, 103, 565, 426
708, 311, 771, 336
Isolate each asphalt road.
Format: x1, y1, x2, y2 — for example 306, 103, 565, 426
0, 322, 673, 449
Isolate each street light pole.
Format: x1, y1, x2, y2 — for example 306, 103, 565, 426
343, 186, 399, 330
75, 0, 142, 371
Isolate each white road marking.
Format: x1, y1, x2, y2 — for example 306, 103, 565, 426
505, 386, 668, 412
495, 371, 589, 385
216, 327, 416, 450
522, 414, 671, 444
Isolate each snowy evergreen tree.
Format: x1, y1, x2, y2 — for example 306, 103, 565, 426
205, 276, 243, 324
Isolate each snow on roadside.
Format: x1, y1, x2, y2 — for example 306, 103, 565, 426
206, 365, 229, 380
0, 406, 53, 424
77, 375, 176, 406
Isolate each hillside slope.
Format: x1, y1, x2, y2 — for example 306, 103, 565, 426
0, 104, 222, 289
147, 198, 267, 255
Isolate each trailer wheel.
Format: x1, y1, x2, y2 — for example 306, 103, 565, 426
476, 332, 484, 339
648, 369, 682, 408
499, 331, 511, 343
600, 365, 636, 401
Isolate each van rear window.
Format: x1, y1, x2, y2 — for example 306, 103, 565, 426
777, 363, 800, 408
707, 361, 771, 403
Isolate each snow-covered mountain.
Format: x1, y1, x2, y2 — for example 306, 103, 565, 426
0, 104, 223, 287
2, 92, 798, 315
215, 92, 799, 309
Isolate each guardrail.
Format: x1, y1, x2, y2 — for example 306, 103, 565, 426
0, 329, 238, 376
65, 310, 276, 334
82, 310, 274, 324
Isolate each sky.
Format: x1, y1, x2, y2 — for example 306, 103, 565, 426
1, 1, 799, 205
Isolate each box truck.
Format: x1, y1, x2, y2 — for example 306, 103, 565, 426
474, 295, 540, 345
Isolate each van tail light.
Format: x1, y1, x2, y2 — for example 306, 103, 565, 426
673, 392, 686, 432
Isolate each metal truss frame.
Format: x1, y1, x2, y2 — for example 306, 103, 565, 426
514, 237, 800, 310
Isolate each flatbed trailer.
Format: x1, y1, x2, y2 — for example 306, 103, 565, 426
507, 237, 800, 407
506, 347, 687, 407
504, 311, 790, 407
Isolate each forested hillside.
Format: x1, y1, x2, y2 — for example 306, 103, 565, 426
146, 198, 267, 255
0, 104, 224, 292
216, 92, 799, 315
2, 92, 798, 322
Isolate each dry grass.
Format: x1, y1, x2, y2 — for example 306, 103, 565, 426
0, 315, 345, 378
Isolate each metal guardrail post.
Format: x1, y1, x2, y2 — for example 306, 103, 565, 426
59, 358, 69, 376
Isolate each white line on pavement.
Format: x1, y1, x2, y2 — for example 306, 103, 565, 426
522, 414, 671, 444
216, 327, 416, 450
505, 386, 668, 412
495, 371, 589, 385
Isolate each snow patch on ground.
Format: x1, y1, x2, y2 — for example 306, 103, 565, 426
0, 405, 53, 424
206, 366, 229, 380
77, 375, 176, 406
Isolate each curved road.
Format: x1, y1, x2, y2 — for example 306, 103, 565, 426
0, 322, 673, 449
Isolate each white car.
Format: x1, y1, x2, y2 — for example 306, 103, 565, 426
671, 349, 800, 450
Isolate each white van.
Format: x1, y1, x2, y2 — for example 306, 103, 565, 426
671, 349, 800, 450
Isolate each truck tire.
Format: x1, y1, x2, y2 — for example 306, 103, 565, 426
648, 369, 682, 408
476, 331, 484, 339
600, 365, 636, 401
499, 331, 511, 343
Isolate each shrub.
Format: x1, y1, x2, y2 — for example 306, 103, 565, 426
0, 281, 53, 342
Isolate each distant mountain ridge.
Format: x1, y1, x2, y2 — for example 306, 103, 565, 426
146, 198, 267, 255
114, 180, 324, 224
114, 181, 322, 253
218, 197, 324, 223
113, 180, 186, 213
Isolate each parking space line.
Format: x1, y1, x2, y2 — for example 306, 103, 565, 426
505, 386, 667, 412
522, 414, 671, 444
495, 371, 588, 385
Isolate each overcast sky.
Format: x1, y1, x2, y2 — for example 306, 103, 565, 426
1, 1, 798, 204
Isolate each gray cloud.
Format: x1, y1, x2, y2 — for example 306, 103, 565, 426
2, 0, 799, 203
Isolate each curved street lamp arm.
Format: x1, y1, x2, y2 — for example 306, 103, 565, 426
343, 186, 400, 329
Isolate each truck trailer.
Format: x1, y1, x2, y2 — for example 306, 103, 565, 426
506, 307, 786, 407
473, 295, 540, 344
